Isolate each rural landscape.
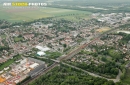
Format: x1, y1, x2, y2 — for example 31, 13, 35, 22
0, 5, 91, 22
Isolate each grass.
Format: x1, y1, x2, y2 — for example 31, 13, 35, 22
0, 55, 21, 71
0, 59, 14, 71
45, 51, 62, 59
56, 14, 91, 22
14, 37, 23, 42
0, 6, 92, 22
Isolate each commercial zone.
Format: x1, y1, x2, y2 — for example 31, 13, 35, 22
0, 57, 46, 85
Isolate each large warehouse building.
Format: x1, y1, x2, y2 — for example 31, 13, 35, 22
27, 57, 46, 77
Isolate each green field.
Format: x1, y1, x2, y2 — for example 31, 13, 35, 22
0, 6, 91, 22
14, 37, 23, 42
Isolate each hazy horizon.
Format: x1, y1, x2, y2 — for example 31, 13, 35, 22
1, 0, 130, 3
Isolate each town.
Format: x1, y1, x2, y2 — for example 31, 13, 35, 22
0, 6, 130, 85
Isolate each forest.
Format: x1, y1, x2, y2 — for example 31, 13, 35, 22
28, 64, 122, 85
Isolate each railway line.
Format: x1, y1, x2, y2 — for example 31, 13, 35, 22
21, 63, 58, 85
21, 28, 119, 85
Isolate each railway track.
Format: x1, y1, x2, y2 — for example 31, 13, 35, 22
22, 28, 119, 85
21, 63, 58, 85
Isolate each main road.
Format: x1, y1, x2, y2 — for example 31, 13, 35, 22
62, 62, 121, 83
22, 27, 120, 85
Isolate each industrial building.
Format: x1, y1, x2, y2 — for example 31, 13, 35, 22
27, 57, 46, 77
0, 57, 46, 85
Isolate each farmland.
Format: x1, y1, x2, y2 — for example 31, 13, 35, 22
0, 6, 92, 22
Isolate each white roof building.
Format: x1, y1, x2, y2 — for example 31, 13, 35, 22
20, 58, 27, 64
29, 63, 39, 69
36, 46, 50, 52
0, 71, 3, 74
4, 67, 9, 71
37, 51, 46, 56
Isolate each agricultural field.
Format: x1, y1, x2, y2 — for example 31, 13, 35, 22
0, 5, 92, 22
96, 27, 111, 33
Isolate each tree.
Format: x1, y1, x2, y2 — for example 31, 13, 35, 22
107, 80, 115, 85
101, 57, 107, 62
63, 44, 67, 48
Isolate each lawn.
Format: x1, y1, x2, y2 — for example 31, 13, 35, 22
0, 59, 14, 71
45, 51, 62, 59
108, 49, 122, 59
0, 55, 21, 71
14, 37, 23, 42
0, 6, 92, 22
0, 55, 21, 70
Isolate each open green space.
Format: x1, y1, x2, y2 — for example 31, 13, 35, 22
0, 59, 14, 71
0, 7, 91, 22
0, 55, 21, 71
14, 37, 23, 42
108, 49, 122, 59
45, 51, 62, 59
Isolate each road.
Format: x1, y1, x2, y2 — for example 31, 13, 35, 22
22, 28, 121, 85
62, 62, 121, 83
5, 32, 19, 54
38, 57, 122, 83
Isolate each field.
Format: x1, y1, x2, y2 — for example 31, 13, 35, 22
0, 5, 92, 22
14, 37, 23, 42
96, 27, 111, 33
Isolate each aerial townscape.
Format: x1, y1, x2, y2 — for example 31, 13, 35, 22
0, 0, 130, 85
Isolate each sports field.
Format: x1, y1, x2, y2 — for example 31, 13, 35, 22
96, 27, 111, 33
0, 6, 92, 22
